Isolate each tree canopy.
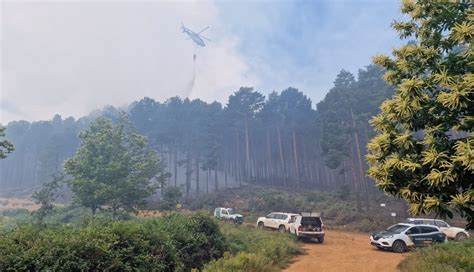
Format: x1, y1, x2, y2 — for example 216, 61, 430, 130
0, 67, 394, 204
0, 126, 14, 159
368, 0, 473, 228
64, 114, 162, 215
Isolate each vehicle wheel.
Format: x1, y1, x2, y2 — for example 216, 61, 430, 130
258, 222, 264, 229
392, 240, 407, 253
278, 225, 286, 233
456, 232, 468, 241
318, 236, 324, 244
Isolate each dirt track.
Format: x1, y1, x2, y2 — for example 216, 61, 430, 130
284, 229, 409, 272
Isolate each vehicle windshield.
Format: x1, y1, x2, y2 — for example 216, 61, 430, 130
227, 209, 235, 215
386, 224, 410, 234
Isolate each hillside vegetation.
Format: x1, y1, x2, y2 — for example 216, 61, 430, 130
398, 238, 474, 272
183, 185, 409, 232
1, 64, 393, 216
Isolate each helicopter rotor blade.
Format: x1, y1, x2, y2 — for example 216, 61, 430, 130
198, 26, 210, 34
200, 35, 211, 42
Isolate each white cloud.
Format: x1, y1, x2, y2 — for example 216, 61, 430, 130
0, 1, 255, 123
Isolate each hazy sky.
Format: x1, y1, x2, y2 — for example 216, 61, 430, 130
0, 0, 403, 124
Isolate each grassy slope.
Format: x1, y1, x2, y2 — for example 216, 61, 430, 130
184, 185, 409, 232
398, 238, 474, 272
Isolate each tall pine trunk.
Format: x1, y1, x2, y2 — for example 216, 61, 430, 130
277, 127, 286, 187
214, 168, 218, 192
350, 155, 362, 212
185, 154, 191, 197
174, 147, 178, 187
350, 108, 369, 211
195, 155, 200, 196
206, 169, 210, 194
292, 128, 300, 187
224, 159, 228, 187
236, 129, 241, 186
245, 118, 251, 182
266, 130, 272, 184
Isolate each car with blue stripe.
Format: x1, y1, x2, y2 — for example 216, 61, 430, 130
370, 223, 447, 253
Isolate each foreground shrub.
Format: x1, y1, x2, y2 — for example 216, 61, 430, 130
0, 213, 225, 271
204, 223, 302, 271
205, 252, 277, 272
146, 213, 226, 270
398, 238, 474, 272
0, 223, 175, 271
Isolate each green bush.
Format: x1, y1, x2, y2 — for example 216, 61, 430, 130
146, 213, 226, 270
0, 213, 225, 272
398, 238, 474, 272
43, 205, 133, 226
204, 223, 302, 271
156, 186, 183, 211
0, 223, 175, 271
0, 209, 33, 232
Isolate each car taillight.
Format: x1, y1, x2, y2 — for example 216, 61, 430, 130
298, 225, 303, 231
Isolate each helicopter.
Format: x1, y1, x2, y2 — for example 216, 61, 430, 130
181, 23, 211, 47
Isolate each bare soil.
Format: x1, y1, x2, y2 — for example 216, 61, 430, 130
135, 210, 163, 218
0, 198, 39, 211
284, 229, 409, 272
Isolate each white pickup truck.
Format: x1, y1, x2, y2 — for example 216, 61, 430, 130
214, 207, 244, 224
289, 212, 325, 243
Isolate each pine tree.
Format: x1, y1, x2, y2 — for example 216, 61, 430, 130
0, 126, 14, 159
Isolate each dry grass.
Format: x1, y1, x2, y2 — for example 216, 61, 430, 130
0, 198, 40, 212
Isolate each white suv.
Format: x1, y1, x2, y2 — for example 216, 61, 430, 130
406, 218, 470, 241
370, 223, 447, 253
257, 212, 299, 233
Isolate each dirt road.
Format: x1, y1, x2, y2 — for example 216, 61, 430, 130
284, 229, 409, 272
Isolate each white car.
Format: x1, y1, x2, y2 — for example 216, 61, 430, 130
289, 212, 325, 243
370, 223, 447, 253
406, 218, 470, 241
257, 212, 299, 233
